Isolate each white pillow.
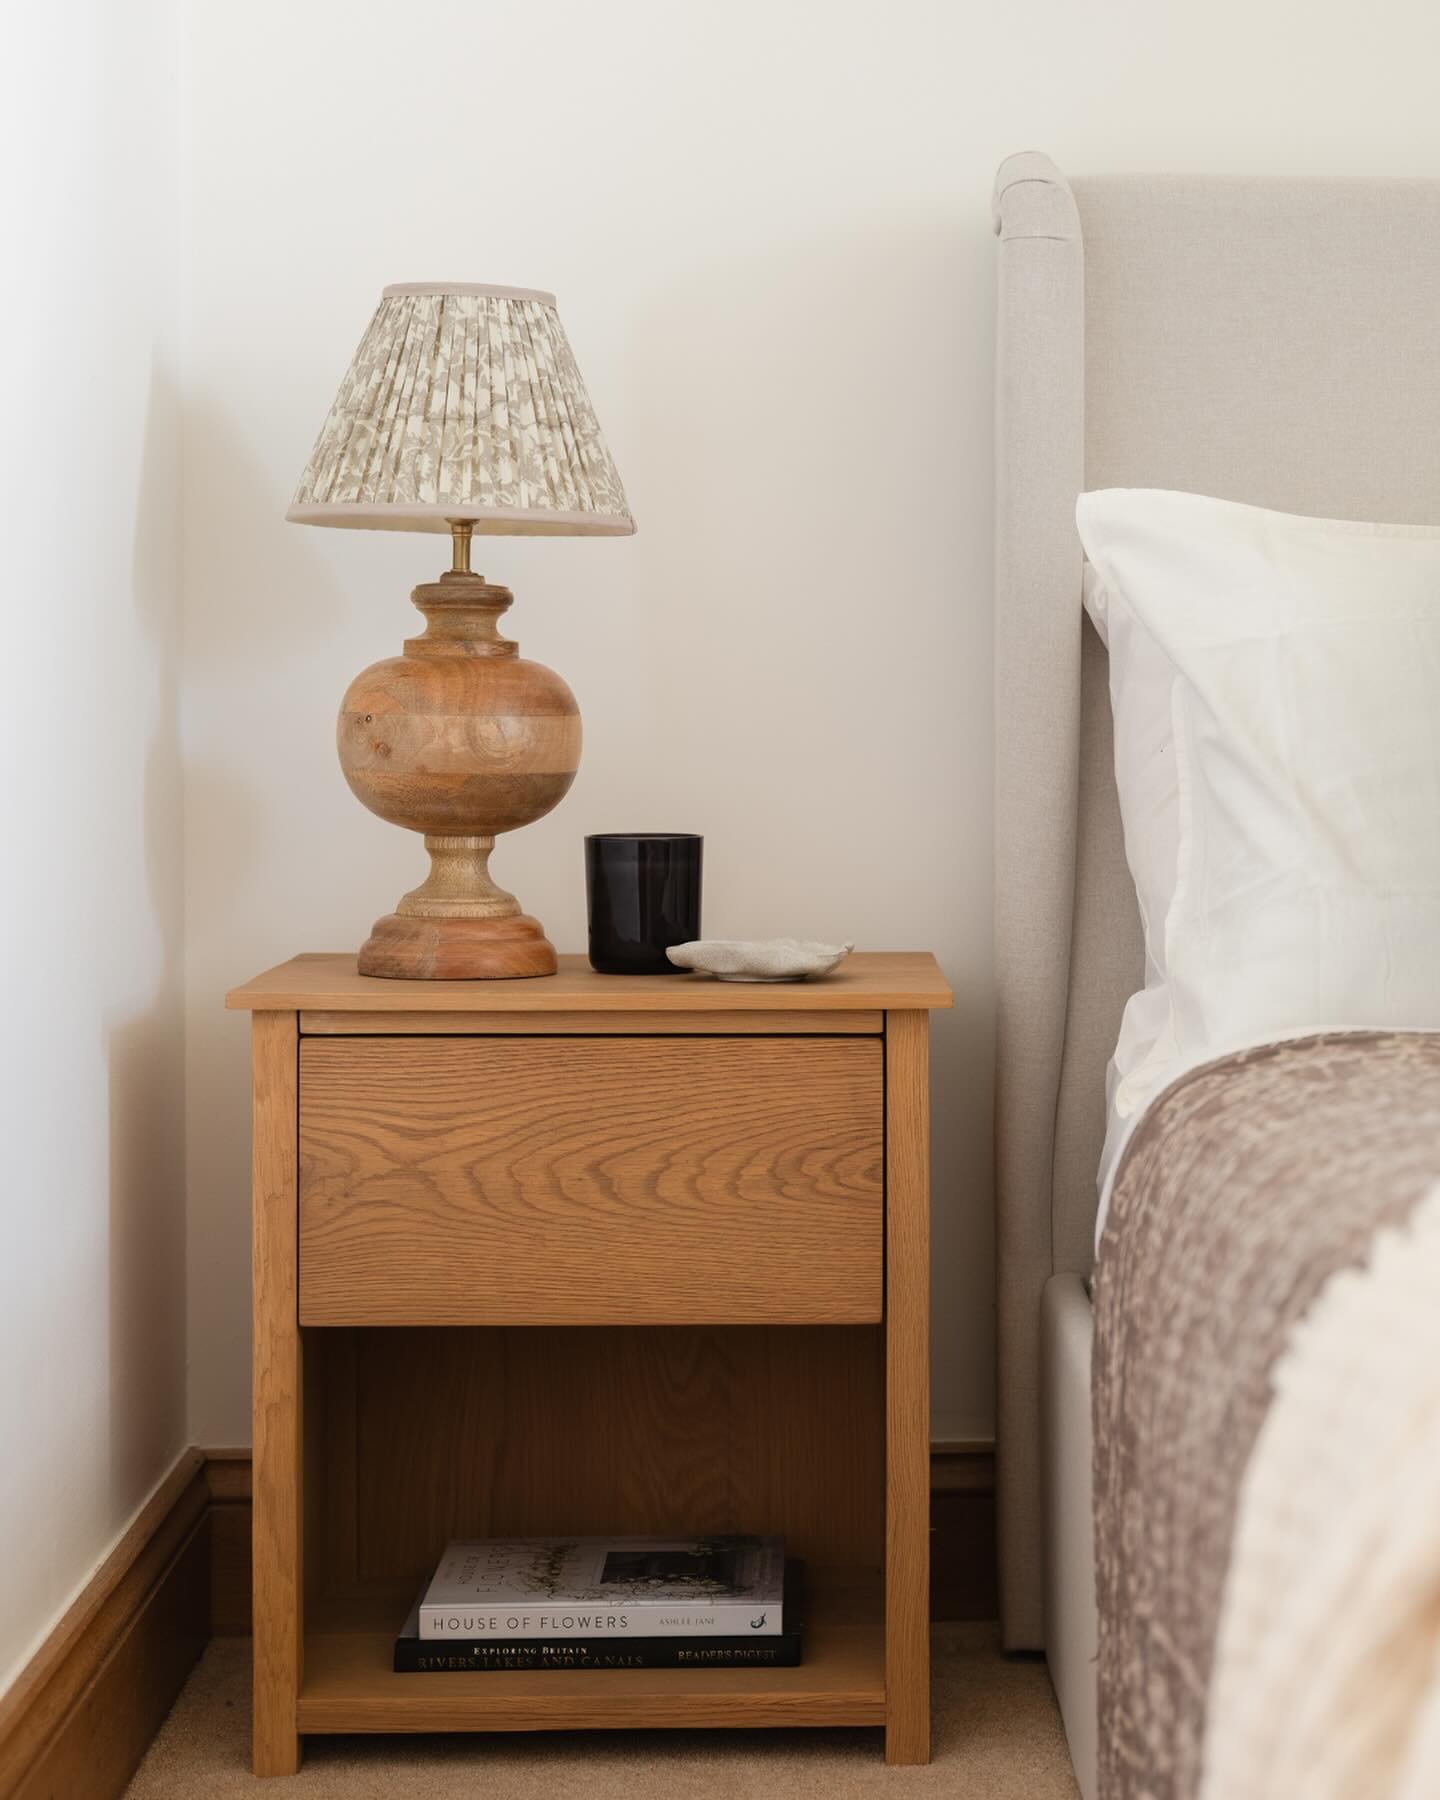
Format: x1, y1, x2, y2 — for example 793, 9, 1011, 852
1081, 561, 1181, 1153
1078, 488, 1440, 1237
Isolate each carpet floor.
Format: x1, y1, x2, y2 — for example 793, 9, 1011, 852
125, 1627, 1078, 1798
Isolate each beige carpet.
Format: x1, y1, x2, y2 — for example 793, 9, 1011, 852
125, 1627, 1078, 1798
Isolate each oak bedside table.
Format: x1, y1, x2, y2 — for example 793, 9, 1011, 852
226, 950, 952, 1775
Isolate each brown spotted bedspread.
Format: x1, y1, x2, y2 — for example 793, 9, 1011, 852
1093, 1032, 1440, 1800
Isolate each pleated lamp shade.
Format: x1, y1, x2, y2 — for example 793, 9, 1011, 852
288, 283, 634, 536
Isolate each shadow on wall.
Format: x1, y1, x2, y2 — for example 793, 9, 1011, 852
180, 398, 362, 1441
108, 363, 187, 1512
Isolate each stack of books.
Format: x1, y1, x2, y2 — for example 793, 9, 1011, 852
395, 1535, 801, 1672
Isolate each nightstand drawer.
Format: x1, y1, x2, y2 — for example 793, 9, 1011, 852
298, 1035, 883, 1326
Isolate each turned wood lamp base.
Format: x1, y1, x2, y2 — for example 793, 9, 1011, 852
358, 912, 557, 980
340, 523, 580, 982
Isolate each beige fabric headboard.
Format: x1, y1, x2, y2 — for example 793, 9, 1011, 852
992, 150, 1440, 1648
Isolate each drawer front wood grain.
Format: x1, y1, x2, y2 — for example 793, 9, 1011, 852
298, 1036, 883, 1326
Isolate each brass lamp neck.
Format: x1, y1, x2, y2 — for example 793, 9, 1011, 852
448, 518, 475, 575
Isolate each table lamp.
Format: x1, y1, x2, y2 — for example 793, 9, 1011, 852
288, 282, 634, 979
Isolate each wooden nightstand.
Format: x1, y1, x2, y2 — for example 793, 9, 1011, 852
227, 951, 952, 1775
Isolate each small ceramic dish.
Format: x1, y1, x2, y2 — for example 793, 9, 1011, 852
666, 938, 854, 982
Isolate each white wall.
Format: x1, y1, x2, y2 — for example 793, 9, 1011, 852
0, 0, 186, 1690
181, 0, 1440, 1447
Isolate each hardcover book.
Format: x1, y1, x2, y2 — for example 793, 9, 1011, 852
417, 1535, 785, 1640
396, 1564, 806, 1672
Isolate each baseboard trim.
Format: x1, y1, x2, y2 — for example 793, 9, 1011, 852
0, 1448, 210, 1800
930, 1445, 998, 1621
202, 1450, 253, 1637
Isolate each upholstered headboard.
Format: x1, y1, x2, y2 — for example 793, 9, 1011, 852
992, 151, 1440, 1648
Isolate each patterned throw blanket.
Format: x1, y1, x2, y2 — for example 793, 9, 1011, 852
1200, 1181, 1440, 1799
1093, 1033, 1440, 1800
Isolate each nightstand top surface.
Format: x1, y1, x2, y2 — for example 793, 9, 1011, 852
227, 950, 952, 1012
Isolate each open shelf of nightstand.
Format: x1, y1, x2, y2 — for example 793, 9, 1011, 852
298, 1568, 884, 1735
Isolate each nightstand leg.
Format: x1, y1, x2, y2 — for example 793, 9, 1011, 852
251, 1011, 304, 1777
884, 1009, 931, 1765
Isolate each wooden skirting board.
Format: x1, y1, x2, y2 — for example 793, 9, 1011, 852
0, 1449, 210, 1800
204, 1451, 256, 1639
0, 1444, 995, 1797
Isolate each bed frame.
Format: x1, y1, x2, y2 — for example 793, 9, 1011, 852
992, 150, 1440, 1787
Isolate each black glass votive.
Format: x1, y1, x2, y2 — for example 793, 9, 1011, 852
585, 834, 703, 975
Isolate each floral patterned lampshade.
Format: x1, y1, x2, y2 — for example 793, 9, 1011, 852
287, 282, 633, 536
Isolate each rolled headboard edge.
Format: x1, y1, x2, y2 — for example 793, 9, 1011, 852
992, 150, 1085, 1650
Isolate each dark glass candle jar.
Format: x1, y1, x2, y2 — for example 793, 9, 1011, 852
585, 834, 702, 975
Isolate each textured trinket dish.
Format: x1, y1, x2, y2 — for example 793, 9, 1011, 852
666, 938, 854, 982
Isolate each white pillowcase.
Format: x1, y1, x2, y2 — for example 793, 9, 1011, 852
1078, 488, 1440, 1238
